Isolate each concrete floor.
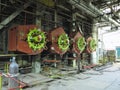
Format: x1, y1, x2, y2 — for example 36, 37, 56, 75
3, 63, 120, 90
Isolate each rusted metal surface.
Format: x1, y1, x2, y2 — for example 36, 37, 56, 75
8, 25, 43, 55
72, 32, 82, 54
86, 37, 95, 53
43, 60, 61, 63
8, 27, 17, 51
48, 27, 67, 55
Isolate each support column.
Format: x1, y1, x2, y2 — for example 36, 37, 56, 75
72, 6, 76, 32
54, 8, 57, 28
32, 4, 42, 74
32, 55, 41, 73
36, 5, 42, 28
91, 20, 98, 64
0, 0, 1, 21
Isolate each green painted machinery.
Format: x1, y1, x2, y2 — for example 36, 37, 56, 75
77, 37, 86, 52
27, 28, 46, 51
58, 34, 70, 51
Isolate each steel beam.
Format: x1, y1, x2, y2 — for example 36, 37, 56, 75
0, 2, 31, 30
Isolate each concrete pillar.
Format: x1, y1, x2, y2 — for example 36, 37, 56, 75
32, 55, 41, 73
91, 20, 99, 64
32, 4, 42, 74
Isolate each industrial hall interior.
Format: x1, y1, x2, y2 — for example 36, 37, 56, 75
0, 0, 120, 90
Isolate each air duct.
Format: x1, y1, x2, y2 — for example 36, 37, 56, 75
68, 0, 120, 27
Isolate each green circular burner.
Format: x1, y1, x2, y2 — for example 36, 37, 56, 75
90, 38, 97, 51
27, 28, 46, 51
58, 34, 70, 51
77, 37, 86, 52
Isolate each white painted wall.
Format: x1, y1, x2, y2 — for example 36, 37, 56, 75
98, 26, 120, 50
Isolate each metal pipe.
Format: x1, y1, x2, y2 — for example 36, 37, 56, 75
89, 2, 120, 27
76, 13, 87, 19
68, 0, 120, 27
68, 0, 97, 17
57, 5, 70, 12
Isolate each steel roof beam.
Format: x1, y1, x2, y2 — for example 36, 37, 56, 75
0, 2, 31, 30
